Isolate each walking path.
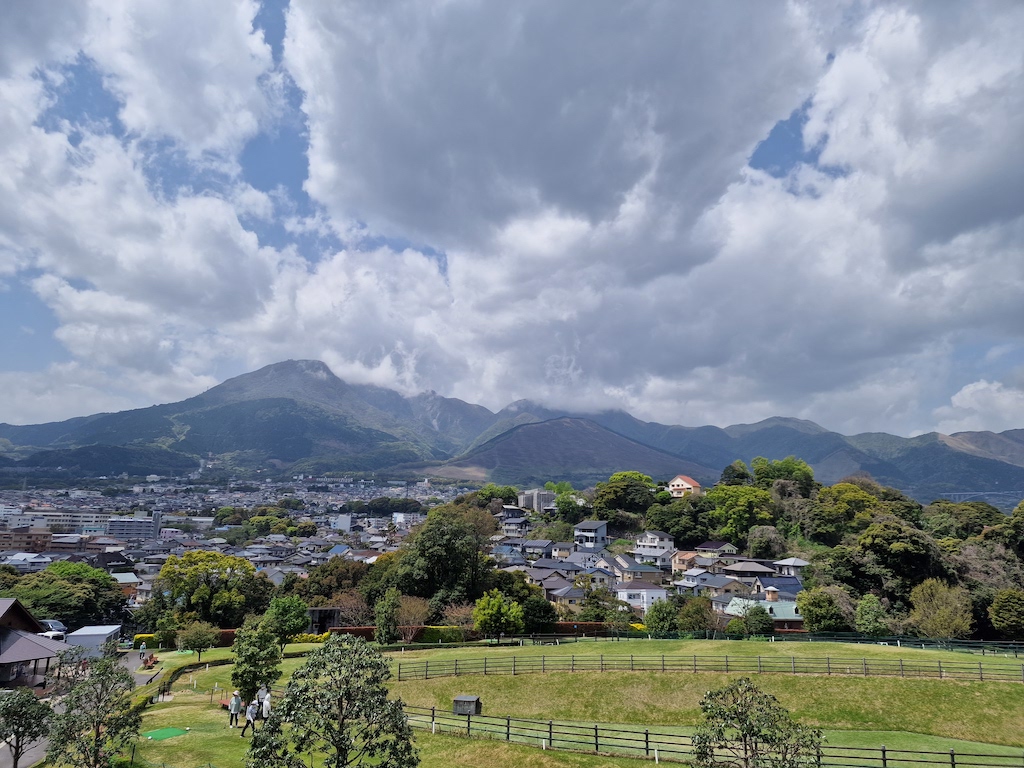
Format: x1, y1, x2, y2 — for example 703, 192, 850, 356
0, 653, 159, 768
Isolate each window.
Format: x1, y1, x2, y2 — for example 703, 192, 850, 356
627, 593, 640, 600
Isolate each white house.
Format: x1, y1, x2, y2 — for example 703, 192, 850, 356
614, 581, 669, 616
633, 530, 675, 570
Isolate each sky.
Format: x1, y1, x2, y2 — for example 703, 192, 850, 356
1, 0, 1023, 437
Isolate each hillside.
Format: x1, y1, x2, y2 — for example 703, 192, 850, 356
1, 359, 1024, 505
442, 417, 722, 488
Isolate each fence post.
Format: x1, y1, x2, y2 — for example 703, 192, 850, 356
881, 745, 887, 768
758, 656, 762, 674
600, 655, 604, 672
594, 724, 599, 752
725, 655, 728, 672
899, 659, 904, 677
662, 654, 665, 672
512, 657, 516, 676
549, 720, 553, 746
506, 716, 511, 741
645, 729, 650, 756
466, 713, 471, 737
693, 655, 697, 673
939, 661, 943, 679
792, 657, 796, 674
454, 659, 458, 676
827, 657, 831, 675
571, 655, 575, 673
431, 706, 435, 726
424, 660, 429, 679
979, 662, 983, 681
631, 655, 634, 671
542, 655, 545, 673
950, 748, 955, 767
398, 662, 402, 680
863, 658, 867, 676
484, 657, 488, 675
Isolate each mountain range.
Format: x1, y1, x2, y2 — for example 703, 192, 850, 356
3, 359, 1024, 507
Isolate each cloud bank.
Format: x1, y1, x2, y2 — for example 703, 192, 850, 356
1, 0, 1022, 436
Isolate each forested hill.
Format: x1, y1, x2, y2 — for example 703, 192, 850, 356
2, 359, 1024, 507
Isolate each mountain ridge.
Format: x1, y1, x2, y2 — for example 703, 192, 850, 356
2, 359, 1023, 507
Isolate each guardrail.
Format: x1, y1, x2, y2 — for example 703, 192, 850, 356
405, 705, 1024, 767
394, 653, 1024, 683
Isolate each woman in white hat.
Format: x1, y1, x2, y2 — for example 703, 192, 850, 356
228, 690, 243, 728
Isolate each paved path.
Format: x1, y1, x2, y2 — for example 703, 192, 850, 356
0, 653, 161, 768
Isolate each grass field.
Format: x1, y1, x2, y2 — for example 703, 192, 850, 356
129, 638, 1024, 768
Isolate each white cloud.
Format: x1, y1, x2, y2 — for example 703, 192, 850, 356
934, 380, 1024, 434
84, 0, 276, 155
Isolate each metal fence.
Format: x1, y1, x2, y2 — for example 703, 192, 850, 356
405, 705, 1024, 767
394, 653, 1024, 683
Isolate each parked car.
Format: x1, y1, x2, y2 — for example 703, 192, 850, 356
40, 619, 68, 633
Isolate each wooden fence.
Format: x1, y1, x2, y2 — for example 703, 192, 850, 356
405, 705, 1024, 767
394, 653, 1024, 683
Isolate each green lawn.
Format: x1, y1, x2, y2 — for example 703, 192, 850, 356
390, 670, 1024, 747
130, 639, 1024, 768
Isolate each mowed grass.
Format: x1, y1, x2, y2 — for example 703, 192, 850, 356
385, 637, 1024, 668
390, 671, 1024, 747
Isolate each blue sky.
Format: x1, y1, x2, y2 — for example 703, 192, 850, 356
1, 0, 1023, 436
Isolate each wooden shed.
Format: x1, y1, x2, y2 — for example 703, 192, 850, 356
452, 695, 482, 715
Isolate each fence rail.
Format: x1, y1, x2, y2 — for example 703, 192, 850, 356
394, 653, 1024, 684
405, 705, 1024, 767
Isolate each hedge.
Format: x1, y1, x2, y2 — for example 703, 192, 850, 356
133, 634, 155, 649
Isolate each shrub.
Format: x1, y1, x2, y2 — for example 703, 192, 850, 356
292, 632, 331, 644
328, 626, 376, 640
217, 629, 236, 647
133, 634, 155, 650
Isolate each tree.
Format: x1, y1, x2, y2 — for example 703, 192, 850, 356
155, 551, 258, 627
677, 596, 717, 635
796, 588, 850, 632
177, 620, 220, 661
594, 471, 656, 515
692, 678, 823, 768
909, 579, 974, 639
3, 561, 126, 630
374, 587, 401, 645
396, 596, 431, 643
705, 485, 774, 545
521, 595, 558, 633
742, 604, 775, 636
855, 594, 889, 637
442, 603, 476, 639
231, 615, 283, 703
472, 589, 524, 637
746, 525, 786, 559
643, 599, 678, 636
989, 588, 1024, 640
751, 456, 816, 497
264, 596, 310, 650
47, 646, 141, 768
0, 687, 51, 768
247, 634, 417, 768
719, 460, 753, 486
476, 484, 518, 504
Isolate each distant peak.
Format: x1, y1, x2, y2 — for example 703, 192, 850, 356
723, 416, 829, 438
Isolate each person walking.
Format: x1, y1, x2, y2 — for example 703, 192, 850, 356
261, 689, 272, 722
240, 700, 259, 737
139, 641, 147, 661
228, 690, 243, 728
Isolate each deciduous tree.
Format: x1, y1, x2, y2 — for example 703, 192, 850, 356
643, 598, 678, 636
263, 596, 310, 650
374, 587, 400, 645
231, 615, 282, 703
0, 687, 51, 768
909, 579, 974, 639
472, 589, 524, 637
47, 645, 140, 768
396, 596, 431, 643
855, 594, 889, 637
247, 634, 417, 768
177, 620, 220, 661
692, 678, 822, 768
